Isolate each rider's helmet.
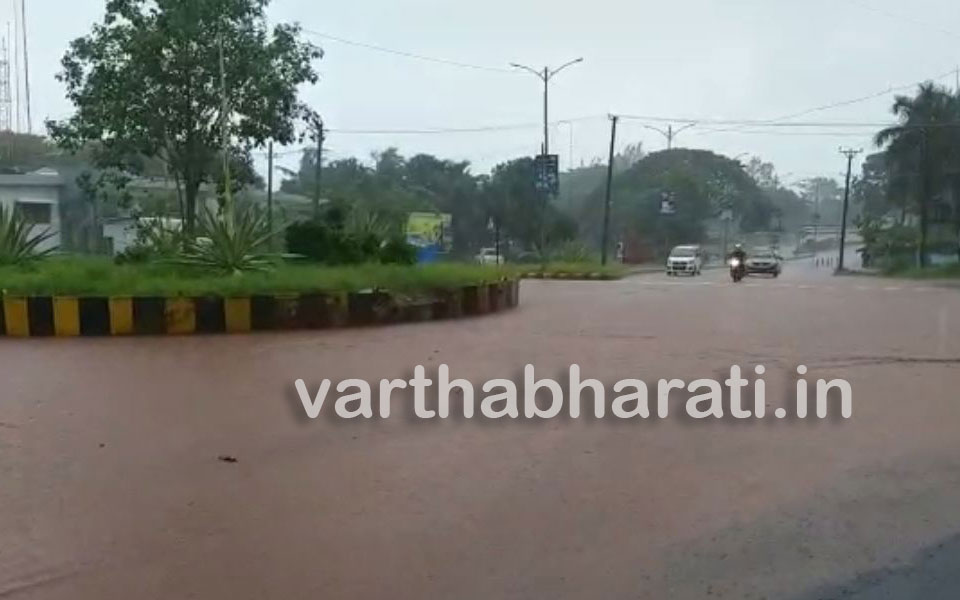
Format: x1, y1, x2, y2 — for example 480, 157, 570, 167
734, 243, 743, 250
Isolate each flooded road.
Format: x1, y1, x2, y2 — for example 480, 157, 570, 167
3, 258, 960, 599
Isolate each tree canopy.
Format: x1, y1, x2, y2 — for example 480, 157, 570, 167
874, 82, 960, 265
48, 0, 321, 232
575, 148, 775, 257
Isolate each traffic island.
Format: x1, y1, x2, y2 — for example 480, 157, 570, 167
0, 280, 520, 338
0, 260, 520, 338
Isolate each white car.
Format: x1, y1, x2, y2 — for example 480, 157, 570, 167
745, 248, 783, 277
476, 248, 505, 265
666, 245, 703, 276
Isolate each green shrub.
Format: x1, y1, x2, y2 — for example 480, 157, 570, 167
0, 204, 57, 266
380, 236, 417, 265
115, 217, 186, 264
285, 220, 414, 265
178, 206, 279, 274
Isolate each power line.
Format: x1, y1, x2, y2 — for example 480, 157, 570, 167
325, 115, 603, 135
620, 115, 893, 127
837, 0, 960, 41
693, 68, 959, 135
302, 29, 517, 74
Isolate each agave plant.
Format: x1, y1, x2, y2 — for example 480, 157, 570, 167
178, 205, 283, 274
0, 204, 58, 266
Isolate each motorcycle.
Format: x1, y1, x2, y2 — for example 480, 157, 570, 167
729, 258, 746, 282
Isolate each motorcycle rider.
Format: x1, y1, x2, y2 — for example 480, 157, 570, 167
729, 243, 747, 265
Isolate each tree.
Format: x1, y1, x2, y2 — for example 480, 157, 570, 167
48, 0, 321, 233
486, 157, 575, 255
875, 83, 958, 267
744, 157, 780, 190
578, 149, 774, 258
853, 152, 893, 220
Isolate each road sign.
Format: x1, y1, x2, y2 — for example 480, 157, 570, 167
534, 154, 559, 195
660, 192, 676, 215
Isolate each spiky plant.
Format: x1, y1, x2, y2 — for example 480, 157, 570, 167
0, 204, 58, 266
178, 205, 282, 274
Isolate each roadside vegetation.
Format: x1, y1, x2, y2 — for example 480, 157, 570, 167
0, 258, 509, 297
884, 263, 960, 279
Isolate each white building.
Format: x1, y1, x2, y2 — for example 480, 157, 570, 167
0, 170, 65, 252
102, 216, 183, 255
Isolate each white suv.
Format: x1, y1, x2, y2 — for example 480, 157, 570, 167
666, 245, 703, 276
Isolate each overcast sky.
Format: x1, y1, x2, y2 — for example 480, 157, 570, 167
5, 0, 960, 185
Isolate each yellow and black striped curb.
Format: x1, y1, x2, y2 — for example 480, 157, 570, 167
0, 279, 520, 338
521, 272, 621, 281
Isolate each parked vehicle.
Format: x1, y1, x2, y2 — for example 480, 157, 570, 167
476, 247, 505, 265
666, 245, 703, 276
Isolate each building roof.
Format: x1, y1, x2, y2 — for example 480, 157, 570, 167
0, 171, 66, 187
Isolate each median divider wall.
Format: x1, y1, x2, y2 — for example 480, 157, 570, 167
0, 279, 520, 338
521, 271, 621, 281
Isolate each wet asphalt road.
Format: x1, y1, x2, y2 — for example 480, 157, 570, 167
2, 256, 960, 599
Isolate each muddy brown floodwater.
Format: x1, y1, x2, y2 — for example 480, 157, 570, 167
3, 256, 960, 599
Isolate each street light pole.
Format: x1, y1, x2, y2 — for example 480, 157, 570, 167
642, 123, 696, 150
510, 58, 583, 157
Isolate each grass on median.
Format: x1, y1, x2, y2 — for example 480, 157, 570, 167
0, 257, 512, 297
512, 262, 627, 279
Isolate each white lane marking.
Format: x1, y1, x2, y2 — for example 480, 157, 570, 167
883, 286, 901, 291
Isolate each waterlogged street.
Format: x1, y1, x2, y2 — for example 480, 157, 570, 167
3, 255, 960, 599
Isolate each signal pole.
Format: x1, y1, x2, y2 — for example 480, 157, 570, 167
601, 115, 619, 265
838, 147, 862, 272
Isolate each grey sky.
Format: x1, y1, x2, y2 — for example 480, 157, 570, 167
8, 0, 960, 185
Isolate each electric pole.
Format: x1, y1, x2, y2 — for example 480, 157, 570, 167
601, 115, 619, 265
509, 58, 583, 157
312, 116, 324, 220
838, 147, 862, 272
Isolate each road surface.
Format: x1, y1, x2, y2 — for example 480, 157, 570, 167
2, 255, 960, 599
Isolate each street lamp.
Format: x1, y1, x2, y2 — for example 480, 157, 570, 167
641, 122, 696, 150
510, 58, 583, 156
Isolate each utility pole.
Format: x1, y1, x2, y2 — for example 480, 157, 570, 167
509, 58, 583, 158
837, 148, 862, 272
813, 180, 821, 260
312, 116, 324, 220
601, 115, 619, 265
267, 141, 274, 242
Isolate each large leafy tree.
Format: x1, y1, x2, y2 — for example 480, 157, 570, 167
485, 157, 576, 255
578, 149, 774, 258
875, 83, 958, 266
48, 0, 321, 233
